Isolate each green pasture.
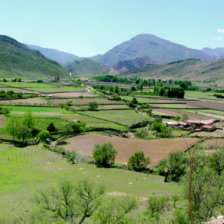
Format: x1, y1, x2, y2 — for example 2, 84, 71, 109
0, 82, 83, 93
81, 110, 151, 126
0, 144, 180, 218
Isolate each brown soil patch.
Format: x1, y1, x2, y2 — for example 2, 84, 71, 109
65, 134, 199, 165
187, 101, 224, 111
201, 139, 224, 148
153, 109, 209, 120
50, 98, 120, 105
0, 115, 6, 127
51, 92, 98, 98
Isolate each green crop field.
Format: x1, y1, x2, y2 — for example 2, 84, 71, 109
81, 110, 151, 126
0, 144, 180, 219
0, 82, 83, 93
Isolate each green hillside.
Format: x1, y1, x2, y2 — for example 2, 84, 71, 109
118, 58, 224, 82
65, 58, 108, 76
0, 35, 69, 79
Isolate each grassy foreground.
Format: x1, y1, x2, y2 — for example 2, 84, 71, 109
0, 144, 180, 218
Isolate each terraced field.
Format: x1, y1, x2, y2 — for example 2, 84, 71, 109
0, 97, 50, 106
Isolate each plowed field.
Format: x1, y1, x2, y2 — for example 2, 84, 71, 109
65, 134, 199, 164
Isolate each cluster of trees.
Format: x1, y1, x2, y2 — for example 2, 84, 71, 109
0, 78, 21, 82
6, 112, 37, 144
6, 111, 86, 145
0, 90, 23, 99
151, 117, 172, 138
93, 84, 129, 96
154, 85, 185, 98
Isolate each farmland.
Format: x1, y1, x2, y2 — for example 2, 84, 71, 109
0, 78, 224, 223
80, 110, 150, 126
65, 134, 199, 164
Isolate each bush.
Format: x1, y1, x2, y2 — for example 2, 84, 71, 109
47, 122, 57, 133
93, 142, 117, 167
88, 102, 98, 111
182, 114, 189, 121
128, 151, 151, 172
37, 130, 50, 141
134, 128, 149, 139
147, 108, 152, 116
66, 121, 86, 134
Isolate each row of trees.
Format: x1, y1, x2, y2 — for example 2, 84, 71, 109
6, 111, 87, 145
153, 86, 185, 98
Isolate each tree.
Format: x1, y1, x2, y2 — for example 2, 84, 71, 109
23, 111, 35, 129
157, 152, 188, 182
88, 102, 98, 111
66, 121, 86, 134
132, 97, 138, 104
128, 151, 151, 172
33, 179, 105, 224
184, 153, 224, 223
16, 123, 32, 144
36, 130, 50, 141
92, 196, 137, 224
145, 196, 170, 221
47, 122, 57, 133
93, 142, 117, 167
147, 108, 152, 116
6, 116, 19, 141
134, 128, 149, 139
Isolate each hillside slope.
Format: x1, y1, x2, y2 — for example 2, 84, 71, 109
28, 45, 78, 65
112, 56, 157, 71
118, 58, 224, 82
0, 35, 68, 79
65, 59, 108, 76
95, 34, 212, 65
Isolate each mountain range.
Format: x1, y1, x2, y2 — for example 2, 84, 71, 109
91, 34, 214, 65
0, 35, 68, 79
1, 33, 224, 80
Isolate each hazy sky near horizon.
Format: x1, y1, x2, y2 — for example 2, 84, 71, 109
0, 0, 224, 56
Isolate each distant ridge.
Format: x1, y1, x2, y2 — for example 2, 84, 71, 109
28, 45, 79, 65
118, 58, 224, 82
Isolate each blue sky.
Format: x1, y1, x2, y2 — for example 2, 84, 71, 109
0, 0, 224, 56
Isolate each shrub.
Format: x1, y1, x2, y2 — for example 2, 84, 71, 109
66, 121, 86, 134
147, 108, 152, 116
128, 151, 151, 172
134, 128, 149, 139
93, 142, 117, 167
37, 130, 50, 141
182, 114, 189, 121
88, 102, 98, 111
47, 122, 57, 133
